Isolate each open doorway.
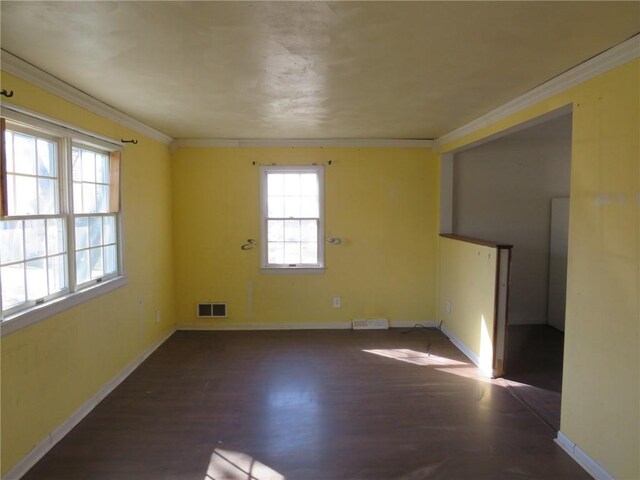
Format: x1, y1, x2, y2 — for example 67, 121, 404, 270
450, 112, 572, 431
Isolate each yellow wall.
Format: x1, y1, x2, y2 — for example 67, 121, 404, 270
439, 59, 640, 479
172, 147, 439, 327
0, 73, 176, 475
436, 237, 497, 375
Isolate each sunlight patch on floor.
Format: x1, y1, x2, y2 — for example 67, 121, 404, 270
363, 348, 468, 366
206, 448, 286, 480
434, 366, 495, 384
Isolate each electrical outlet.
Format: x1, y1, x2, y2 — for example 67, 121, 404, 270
333, 296, 341, 308
446, 301, 452, 315
155, 309, 161, 324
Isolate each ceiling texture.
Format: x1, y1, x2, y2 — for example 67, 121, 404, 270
1, 1, 639, 140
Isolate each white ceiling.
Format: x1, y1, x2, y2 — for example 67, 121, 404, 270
1, 1, 638, 140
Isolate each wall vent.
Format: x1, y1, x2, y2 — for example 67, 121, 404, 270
197, 303, 227, 318
352, 318, 389, 330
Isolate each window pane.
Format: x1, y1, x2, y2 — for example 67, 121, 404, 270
267, 173, 284, 196
82, 183, 97, 213
73, 182, 83, 213
300, 173, 318, 196
1, 221, 24, 264
267, 196, 284, 218
37, 139, 56, 177
13, 133, 36, 175
76, 250, 90, 284
89, 216, 103, 247
300, 220, 317, 242
7, 175, 16, 215
1, 263, 25, 309
47, 218, 66, 255
301, 242, 318, 264
26, 258, 47, 300
24, 220, 46, 260
38, 178, 58, 214
284, 220, 300, 242
96, 184, 109, 213
300, 197, 319, 218
283, 174, 300, 196
103, 216, 116, 244
81, 149, 96, 182
284, 242, 300, 264
104, 245, 117, 275
72, 148, 82, 180
283, 196, 301, 218
48, 254, 67, 294
89, 247, 103, 279
5, 131, 14, 173
268, 242, 284, 264
14, 175, 37, 215
267, 220, 284, 242
75, 217, 89, 250
96, 154, 109, 183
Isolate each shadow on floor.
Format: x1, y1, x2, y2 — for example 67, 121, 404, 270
501, 324, 564, 431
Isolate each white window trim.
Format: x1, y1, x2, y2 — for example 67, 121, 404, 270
0, 275, 128, 337
0, 108, 126, 334
260, 164, 325, 273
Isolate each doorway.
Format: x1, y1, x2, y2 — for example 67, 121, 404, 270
449, 112, 572, 431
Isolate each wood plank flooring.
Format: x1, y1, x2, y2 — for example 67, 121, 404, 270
22, 329, 589, 480
501, 325, 564, 431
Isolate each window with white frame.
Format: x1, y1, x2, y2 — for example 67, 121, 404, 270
71, 146, 119, 285
260, 165, 324, 270
0, 116, 123, 320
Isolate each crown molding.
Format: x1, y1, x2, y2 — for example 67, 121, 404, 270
172, 138, 434, 149
1, 50, 173, 145
435, 34, 640, 151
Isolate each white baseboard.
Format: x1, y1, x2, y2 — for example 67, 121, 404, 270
390, 321, 438, 329
555, 431, 614, 480
176, 320, 437, 331
3, 328, 175, 480
177, 321, 352, 330
439, 323, 492, 377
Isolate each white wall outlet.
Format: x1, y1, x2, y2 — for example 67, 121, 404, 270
155, 309, 161, 324
446, 301, 452, 315
333, 296, 341, 308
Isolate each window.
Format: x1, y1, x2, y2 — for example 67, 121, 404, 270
260, 165, 324, 271
71, 146, 119, 286
1, 114, 123, 322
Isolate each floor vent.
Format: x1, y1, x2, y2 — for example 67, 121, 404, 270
352, 318, 389, 330
197, 303, 227, 318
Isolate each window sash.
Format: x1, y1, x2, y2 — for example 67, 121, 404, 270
2, 126, 63, 217
73, 213, 119, 288
0, 214, 70, 315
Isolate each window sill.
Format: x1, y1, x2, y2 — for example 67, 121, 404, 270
260, 267, 325, 275
0, 275, 128, 337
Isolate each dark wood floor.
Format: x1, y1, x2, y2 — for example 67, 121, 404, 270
501, 325, 564, 431
22, 328, 588, 480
